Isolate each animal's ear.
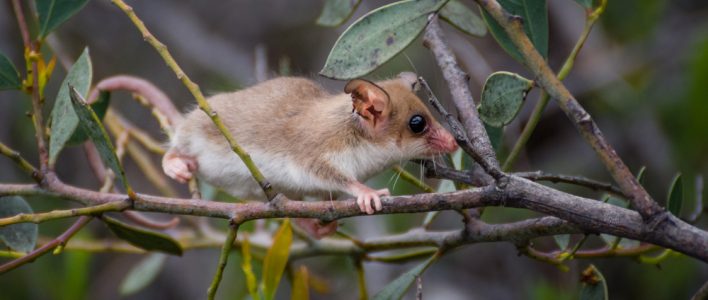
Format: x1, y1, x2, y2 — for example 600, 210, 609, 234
344, 79, 391, 133
398, 72, 419, 91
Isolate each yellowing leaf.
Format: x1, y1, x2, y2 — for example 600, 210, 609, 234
241, 235, 260, 300
291, 265, 310, 300
261, 219, 293, 300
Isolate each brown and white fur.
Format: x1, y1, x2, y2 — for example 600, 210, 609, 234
162, 72, 457, 233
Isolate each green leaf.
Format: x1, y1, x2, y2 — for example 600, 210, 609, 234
479, 71, 534, 127
635, 166, 647, 186
482, 0, 549, 62
667, 173, 683, 216
241, 236, 261, 300
320, 0, 446, 80
554, 234, 570, 250
103, 216, 182, 255
69, 86, 131, 193
49, 47, 92, 165
316, 0, 362, 27
262, 219, 293, 300
0, 196, 38, 253
291, 265, 310, 300
484, 122, 503, 152
440, 0, 487, 37
119, 253, 167, 295
37, 0, 91, 38
0, 52, 21, 90
574, 0, 593, 9
67, 91, 111, 146
579, 265, 608, 300
373, 255, 437, 300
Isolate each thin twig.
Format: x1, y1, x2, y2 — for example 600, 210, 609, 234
0, 216, 92, 274
475, 0, 664, 222
422, 16, 502, 179
12, 0, 49, 172
354, 258, 368, 300
110, 0, 276, 200
691, 278, 708, 300
392, 165, 434, 193
206, 221, 240, 300
0, 200, 129, 226
515, 171, 626, 197
0, 142, 41, 182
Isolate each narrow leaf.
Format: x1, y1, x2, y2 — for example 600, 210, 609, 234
479, 71, 534, 127
554, 234, 570, 250
67, 91, 111, 146
0, 196, 38, 253
482, 0, 549, 61
262, 219, 293, 300
69, 87, 131, 193
291, 265, 310, 300
373, 255, 437, 300
320, 0, 445, 79
316, 0, 362, 27
636, 166, 647, 186
119, 253, 167, 295
667, 173, 683, 216
241, 235, 260, 300
579, 265, 608, 300
37, 0, 91, 38
440, 0, 487, 37
103, 216, 182, 255
49, 48, 92, 165
0, 52, 21, 90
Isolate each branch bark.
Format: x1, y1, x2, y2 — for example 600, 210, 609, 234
474, 0, 664, 223
1, 171, 705, 261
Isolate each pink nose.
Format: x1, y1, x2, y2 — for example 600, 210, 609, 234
429, 127, 458, 154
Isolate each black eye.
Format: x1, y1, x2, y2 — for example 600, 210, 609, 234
408, 115, 427, 134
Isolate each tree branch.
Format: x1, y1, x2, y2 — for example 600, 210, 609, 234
110, 0, 276, 200
515, 171, 625, 197
0, 216, 92, 274
474, 0, 664, 222
422, 16, 502, 179
1, 170, 705, 261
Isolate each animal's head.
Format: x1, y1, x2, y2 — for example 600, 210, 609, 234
344, 72, 458, 158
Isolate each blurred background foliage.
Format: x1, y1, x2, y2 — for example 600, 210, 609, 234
0, 0, 707, 299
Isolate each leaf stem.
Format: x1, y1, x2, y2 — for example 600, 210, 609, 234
0, 142, 41, 182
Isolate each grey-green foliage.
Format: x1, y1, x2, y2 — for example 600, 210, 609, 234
68, 87, 131, 192
37, 0, 91, 38
320, 0, 446, 80
0, 53, 21, 90
316, 0, 361, 27
440, 0, 487, 37
481, 0, 549, 62
373, 255, 437, 300
667, 173, 683, 216
103, 216, 183, 256
479, 71, 534, 127
0, 196, 38, 253
49, 47, 92, 165
120, 253, 167, 295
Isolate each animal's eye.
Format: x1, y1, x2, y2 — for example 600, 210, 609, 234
408, 115, 427, 134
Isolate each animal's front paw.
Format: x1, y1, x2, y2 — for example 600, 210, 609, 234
351, 185, 389, 215
162, 152, 198, 183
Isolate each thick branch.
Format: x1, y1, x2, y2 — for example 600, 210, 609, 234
1, 172, 705, 261
475, 0, 663, 221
